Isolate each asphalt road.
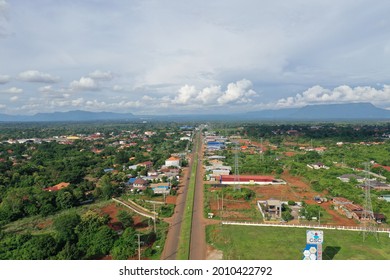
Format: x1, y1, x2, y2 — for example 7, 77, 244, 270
189, 133, 206, 260
161, 132, 199, 260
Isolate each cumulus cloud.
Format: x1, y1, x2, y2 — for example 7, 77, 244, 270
217, 79, 257, 105
88, 70, 114, 81
172, 79, 258, 106
0, 74, 10, 84
276, 84, 390, 108
18, 70, 59, 83
173, 85, 197, 104
69, 77, 99, 91
196, 85, 222, 104
1, 87, 23, 94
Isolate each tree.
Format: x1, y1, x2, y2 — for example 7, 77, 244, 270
55, 241, 81, 260
56, 191, 75, 210
100, 175, 115, 200
111, 227, 137, 260
53, 212, 81, 242
117, 210, 134, 228
87, 226, 117, 258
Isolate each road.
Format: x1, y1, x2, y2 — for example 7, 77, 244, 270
161, 131, 199, 260
189, 133, 206, 260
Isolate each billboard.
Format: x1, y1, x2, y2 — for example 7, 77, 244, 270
306, 230, 324, 244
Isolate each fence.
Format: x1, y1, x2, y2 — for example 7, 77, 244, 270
221, 220, 390, 233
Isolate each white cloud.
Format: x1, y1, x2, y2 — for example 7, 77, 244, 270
38, 85, 53, 93
112, 85, 124, 92
196, 85, 222, 104
10, 95, 18, 102
276, 84, 390, 108
18, 70, 59, 83
69, 77, 99, 91
0, 74, 10, 84
173, 85, 197, 104
1, 87, 23, 94
0, 104, 5, 109
217, 79, 257, 105
88, 70, 114, 81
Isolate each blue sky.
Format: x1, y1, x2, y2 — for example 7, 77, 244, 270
1, 0, 390, 115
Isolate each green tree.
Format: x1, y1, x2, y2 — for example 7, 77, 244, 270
56, 191, 75, 210
117, 210, 134, 228
111, 227, 137, 260
53, 212, 81, 242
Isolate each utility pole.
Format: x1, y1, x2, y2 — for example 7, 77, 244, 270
318, 209, 320, 226
137, 233, 141, 260
153, 203, 156, 233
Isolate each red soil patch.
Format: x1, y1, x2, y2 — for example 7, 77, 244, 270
37, 220, 53, 229
165, 195, 177, 204
100, 203, 121, 223
284, 151, 296, 157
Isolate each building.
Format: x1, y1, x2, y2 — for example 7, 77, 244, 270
265, 199, 282, 219
165, 156, 181, 168
307, 162, 329, 170
133, 178, 148, 190
337, 174, 365, 183
150, 183, 170, 195
44, 182, 70, 192
217, 175, 286, 185
358, 181, 390, 191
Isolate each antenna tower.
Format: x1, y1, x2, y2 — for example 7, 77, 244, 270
234, 141, 241, 191
361, 163, 378, 242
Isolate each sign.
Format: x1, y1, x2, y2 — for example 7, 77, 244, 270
303, 244, 318, 260
306, 230, 324, 244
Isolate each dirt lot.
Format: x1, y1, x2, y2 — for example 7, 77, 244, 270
206, 171, 360, 226
99, 202, 146, 228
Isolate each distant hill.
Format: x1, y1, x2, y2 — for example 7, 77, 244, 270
244, 102, 390, 120
0, 110, 136, 122
1, 103, 390, 122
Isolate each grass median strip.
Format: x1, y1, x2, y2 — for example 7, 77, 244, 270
176, 139, 199, 259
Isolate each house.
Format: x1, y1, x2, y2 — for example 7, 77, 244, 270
44, 182, 70, 192
307, 162, 329, 170
133, 178, 148, 190
165, 156, 181, 168
265, 199, 282, 218
138, 161, 153, 169
126, 177, 137, 186
337, 174, 365, 183
358, 181, 390, 191
150, 183, 170, 194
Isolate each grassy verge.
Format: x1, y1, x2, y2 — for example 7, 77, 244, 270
206, 224, 390, 260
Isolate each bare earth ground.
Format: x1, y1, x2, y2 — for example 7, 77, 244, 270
205, 171, 359, 226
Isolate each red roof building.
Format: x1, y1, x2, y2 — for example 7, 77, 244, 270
44, 182, 70, 192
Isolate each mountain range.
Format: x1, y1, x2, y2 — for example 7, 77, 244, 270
1, 103, 390, 122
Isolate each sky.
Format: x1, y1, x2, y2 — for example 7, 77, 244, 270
1, 0, 390, 115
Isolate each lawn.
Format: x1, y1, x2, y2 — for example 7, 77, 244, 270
207, 225, 390, 260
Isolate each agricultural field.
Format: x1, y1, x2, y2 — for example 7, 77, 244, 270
207, 224, 390, 260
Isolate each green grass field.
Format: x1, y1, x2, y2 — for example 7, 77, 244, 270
207, 225, 390, 260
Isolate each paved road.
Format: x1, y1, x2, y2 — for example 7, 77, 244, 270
161, 131, 199, 260
189, 133, 206, 260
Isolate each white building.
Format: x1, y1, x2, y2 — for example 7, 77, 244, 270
165, 156, 181, 168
